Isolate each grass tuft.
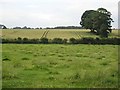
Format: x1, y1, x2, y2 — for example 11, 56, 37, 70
2, 58, 10, 61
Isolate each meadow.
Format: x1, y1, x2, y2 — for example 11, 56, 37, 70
1, 29, 119, 39
1, 29, 119, 88
2, 44, 118, 88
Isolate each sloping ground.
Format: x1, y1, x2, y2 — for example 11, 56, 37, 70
1, 29, 119, 39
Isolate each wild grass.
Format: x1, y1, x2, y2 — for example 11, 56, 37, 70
2, 44, 118, 88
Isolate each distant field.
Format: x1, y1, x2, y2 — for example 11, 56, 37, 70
1, 29, 119, 39
2, 44, 118, 88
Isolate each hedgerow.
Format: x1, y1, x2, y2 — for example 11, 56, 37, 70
2, 37, 120, 45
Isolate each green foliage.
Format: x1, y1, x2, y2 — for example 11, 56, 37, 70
80, 8, 113, 37
100, 24, 109, 38
63, 39, 68, 44
23, 37, 28, 41
40, 38, 48, 44
81, 37, 95, 44
52, 38, 63, 44
69, 38, 78, 44
17, 37, 22, 40
2, 37, 120, 45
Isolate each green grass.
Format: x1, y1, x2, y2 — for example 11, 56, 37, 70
1, 29, 119, 39
2, 44, 118, 88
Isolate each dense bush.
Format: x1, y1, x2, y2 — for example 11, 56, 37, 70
69, 38, 78, 44
81, 37, 95, 44
40, 38, 48, 44
52, 38, 63, 44
16, 37, 23, 43
30, 39, 39, 44
99, 38, 120, 45
2, 37, 120, 45
2, 39, 16, 43
63, 39, 68, 44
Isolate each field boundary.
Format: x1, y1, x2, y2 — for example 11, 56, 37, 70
2, 37, 120, 45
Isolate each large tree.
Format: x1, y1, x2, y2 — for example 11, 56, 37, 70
80, 8, 113, 37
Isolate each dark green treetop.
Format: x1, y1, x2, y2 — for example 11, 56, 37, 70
80, 8, 113, 37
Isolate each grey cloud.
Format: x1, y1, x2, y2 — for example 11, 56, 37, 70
0, 0, 119, 28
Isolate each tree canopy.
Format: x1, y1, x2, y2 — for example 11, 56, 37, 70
80, 8, 113, 37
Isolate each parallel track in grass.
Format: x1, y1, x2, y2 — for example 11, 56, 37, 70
1, 29, 119, 39
41, 30, 49, 38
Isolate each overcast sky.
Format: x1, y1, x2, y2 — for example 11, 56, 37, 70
0, 0, 119, 28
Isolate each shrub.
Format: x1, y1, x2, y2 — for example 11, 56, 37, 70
40, 38, 48, 44
22, 37, 29, 43
95, 37, 100, 44
52, 38, 63, 44
81, 37, 95, 44
30, 39, 39, 44
63, 39, 68, 44
16, 37, 23, 43
17, 37, 22, 40
2, 37, 120, 45
23, 37, 28, 41
69, 38, 78, 44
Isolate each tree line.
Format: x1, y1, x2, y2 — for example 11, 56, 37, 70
2, 26, 83, 29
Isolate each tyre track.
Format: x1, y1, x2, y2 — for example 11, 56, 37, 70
74, 31, 82, 39
41, 30, 49, 38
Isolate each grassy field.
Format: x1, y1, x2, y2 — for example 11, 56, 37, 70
1, 29, 119, 39
1, 29, 119, 88
2, 44, 118, 88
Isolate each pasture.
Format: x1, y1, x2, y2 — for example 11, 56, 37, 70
1, 29, 119, 39
2, 44, 118, 88
1, 29, 119, 88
